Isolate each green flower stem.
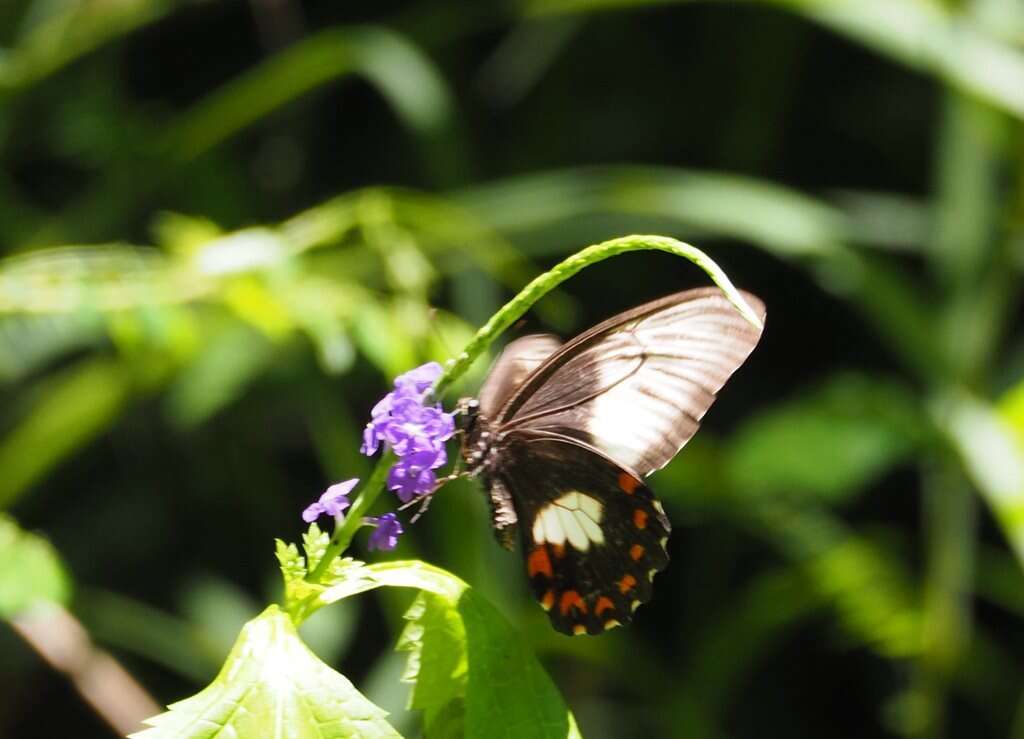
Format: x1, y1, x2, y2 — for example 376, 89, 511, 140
306, 451, 395, 585
432, 234, 762, 398
305, 233, 756, 585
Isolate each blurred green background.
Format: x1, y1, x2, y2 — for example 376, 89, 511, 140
2, 0, 1024, 737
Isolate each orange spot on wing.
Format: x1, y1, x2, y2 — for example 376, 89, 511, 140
630, 544, 645, 561
618, 574, 637, 594
595, 596, 615, 616
551, 543, 566, 559
541, 590, 555, 611
633, 509, 648, 529
618, 472, 640, 494
559, 590, 587, 616
572, 624, 587, 636
528, 546, 553, 578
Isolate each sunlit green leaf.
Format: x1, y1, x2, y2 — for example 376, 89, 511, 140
757, 504, 923, 658
455, 166, 944, 380
998, 379, 1024, 450
455, 165, 848, 259
0, 515, 69, 618
0, 245, 205, 314
0, 313, 105, 382
396, 591, 467, 737
321, 561, 582, 739
350, 300, 419, 378
151, 212, 224, 255
131, 605, 402, 739
0, 0, 172, 92
937, 392, 1024, 567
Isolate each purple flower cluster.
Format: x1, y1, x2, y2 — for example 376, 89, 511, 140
300, 363, 452, 554
302, 478, 357, 523
360, 362, 455, 502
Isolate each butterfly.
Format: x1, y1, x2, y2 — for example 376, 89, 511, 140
459, 287, 766, 635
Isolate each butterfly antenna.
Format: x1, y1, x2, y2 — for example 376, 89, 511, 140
409, 495, 433, 524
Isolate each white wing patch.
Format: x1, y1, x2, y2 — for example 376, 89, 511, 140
531, 492, 605, 551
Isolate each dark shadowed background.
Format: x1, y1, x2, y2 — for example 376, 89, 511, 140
2, 1, 1024, 737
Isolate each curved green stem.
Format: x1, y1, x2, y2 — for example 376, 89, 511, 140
432, 233, 762, 398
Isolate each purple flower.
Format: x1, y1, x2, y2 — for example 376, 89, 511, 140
388, 460, 438, 503
367, 513, 404, 551
360, 361, 454, 501
302, 478, 358, 523
394, 361, 442, 395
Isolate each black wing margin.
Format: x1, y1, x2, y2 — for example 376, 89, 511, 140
499, 435, 671, 635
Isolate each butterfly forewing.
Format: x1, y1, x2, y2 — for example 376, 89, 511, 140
498, 435, 671, 635
498, 288, 766, 477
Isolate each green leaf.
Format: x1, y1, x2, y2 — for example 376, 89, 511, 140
0, 244, 203, 313
936, 391, 1024, 567
524, 0, 1024, 121
0, 0, 171, 92
726, 373, 923, 503
132, 605, 401, 739
807, 531, 922, 657
0, 313, 105, 382
350, 300, 418, 378
0, 514, 70, 618
756, 505, 923, 658
396, 592, 467, 738
163, 324, 275, 428
454, 165, 945, 381
36, 26, 457, 244
999, 379, 1024, 450
322, 561, 582, 739
455, 165, 848, 260
0, 359, 133, 509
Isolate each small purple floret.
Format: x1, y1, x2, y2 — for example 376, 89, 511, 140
394, 361, 443, 394
367, 513, 404, 551
360, 362, 454, 501
388, 459, 437, 503
302, 478, 358, 523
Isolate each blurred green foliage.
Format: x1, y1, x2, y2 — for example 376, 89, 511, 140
1, 0, 1023, 737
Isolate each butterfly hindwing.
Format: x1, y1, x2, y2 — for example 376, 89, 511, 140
498, 435, 670, 635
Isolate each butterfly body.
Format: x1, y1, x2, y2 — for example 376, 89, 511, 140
461, 288, 765, 635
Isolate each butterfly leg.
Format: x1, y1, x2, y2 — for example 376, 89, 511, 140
397, 464, 470, 522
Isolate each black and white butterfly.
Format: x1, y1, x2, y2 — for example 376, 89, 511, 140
459, 287, 766, 636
